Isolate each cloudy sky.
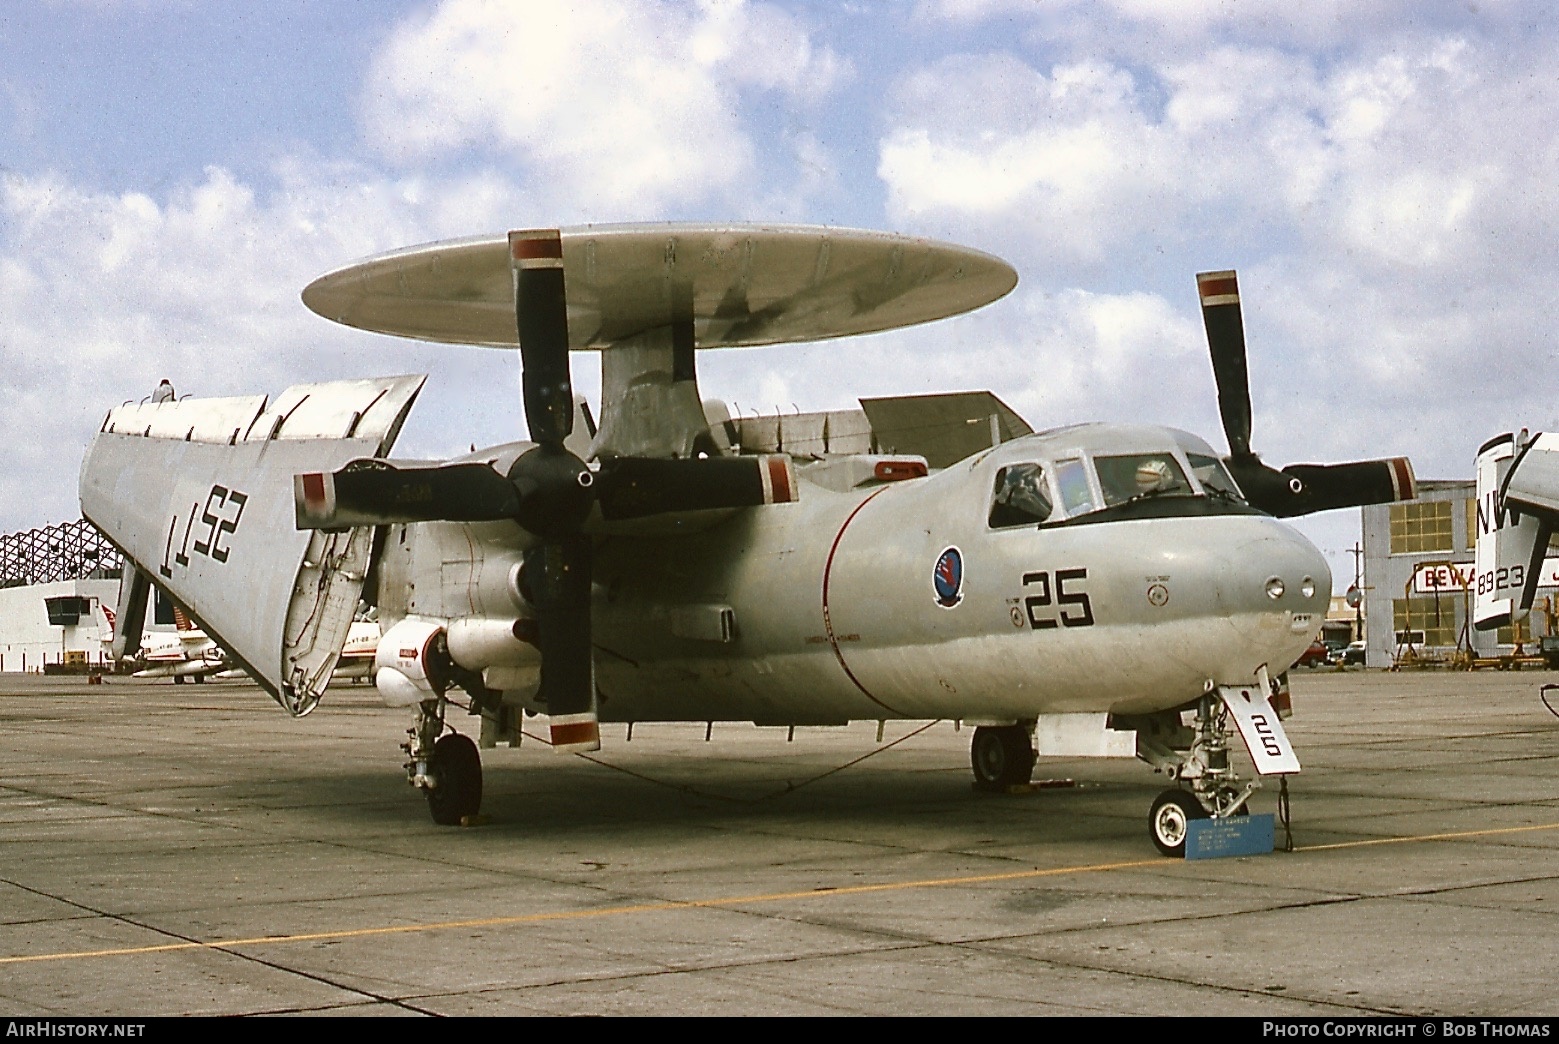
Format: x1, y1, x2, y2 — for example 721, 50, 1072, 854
3, 0, 1555, 589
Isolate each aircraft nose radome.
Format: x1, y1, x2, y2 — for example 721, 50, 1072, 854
1214, 520, 1331, 664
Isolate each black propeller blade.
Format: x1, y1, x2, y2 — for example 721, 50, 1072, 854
1197, 269, 1416, 517
1274, 459, 1417, 515
295, 459, 520, 529
506, 229, 599, 750
297, 451, 799, 531
595, 454, 796, 521
1197, 271, 1253, 460
513, 230, 575, 447
523, 534, 596, 748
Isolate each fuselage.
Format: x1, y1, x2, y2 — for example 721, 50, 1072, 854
374, 423, 1329, 726
131, 629, 225, 679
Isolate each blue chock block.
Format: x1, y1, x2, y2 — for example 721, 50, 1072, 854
1185, 813, 1275, 860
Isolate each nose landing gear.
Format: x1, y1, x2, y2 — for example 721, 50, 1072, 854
1132, 693, 1262, 856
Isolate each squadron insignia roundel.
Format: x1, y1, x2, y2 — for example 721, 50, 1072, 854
933, 546, 963, 608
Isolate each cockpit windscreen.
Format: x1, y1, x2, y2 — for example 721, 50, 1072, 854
989, 462, 1054, 527
1094, 453, 1193, 507
1187, 452, 1243, 501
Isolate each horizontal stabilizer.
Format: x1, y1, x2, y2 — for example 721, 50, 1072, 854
110, 565, 150, 663
1504, 432, 1559, 517
859, 391, 1032, 469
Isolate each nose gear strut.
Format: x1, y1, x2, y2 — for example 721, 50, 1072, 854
1125, 679, 1297, 857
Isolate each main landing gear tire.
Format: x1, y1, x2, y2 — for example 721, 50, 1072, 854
970, 725, 1037, 791
1149, 788, 1208, 858
425, 733, 483, 826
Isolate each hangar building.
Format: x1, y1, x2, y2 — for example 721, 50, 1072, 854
0, 519, 123, 672
1358, 479, 1542, 669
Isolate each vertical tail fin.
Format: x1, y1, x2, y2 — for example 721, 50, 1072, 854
1474, 432, 1550, 630
93, 601, 115, 647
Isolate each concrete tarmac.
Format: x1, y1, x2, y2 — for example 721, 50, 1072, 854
3, 669, 1559, 1016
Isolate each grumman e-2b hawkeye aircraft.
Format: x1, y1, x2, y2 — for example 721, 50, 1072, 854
79, 224, 1416, 856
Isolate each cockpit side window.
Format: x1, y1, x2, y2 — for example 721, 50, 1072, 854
1187, 452, 1243, 500
1094, 453, 1193, 507
989, 462, 1053, 528
1054, 459, 1096, 516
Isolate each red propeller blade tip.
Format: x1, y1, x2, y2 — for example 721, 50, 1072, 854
550, 713, 601, 753
509, 228, 563, 265
1197, 270, 1239, 307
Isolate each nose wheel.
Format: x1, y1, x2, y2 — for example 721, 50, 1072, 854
1149, 789, 1208, 857
970, 723, 1037, 791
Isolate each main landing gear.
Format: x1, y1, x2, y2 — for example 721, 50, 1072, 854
970, 723, 1037, 791
1131, 693, 1259, 857
405, 697, 483, 825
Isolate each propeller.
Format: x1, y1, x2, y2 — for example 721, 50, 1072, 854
296, 229, 800, 751
1197, 270, 1416, 517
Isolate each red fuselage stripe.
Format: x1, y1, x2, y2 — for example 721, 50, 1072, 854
821, 487, 907, 717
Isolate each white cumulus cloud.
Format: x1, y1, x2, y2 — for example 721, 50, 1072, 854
362, 0, 845, 213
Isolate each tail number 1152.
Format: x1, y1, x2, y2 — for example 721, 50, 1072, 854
160, 484, 249, 578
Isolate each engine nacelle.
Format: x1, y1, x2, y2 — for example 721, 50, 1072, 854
374, 618, 450, 707
446, 616, 541, 670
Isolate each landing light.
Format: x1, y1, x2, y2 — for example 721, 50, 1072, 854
1265, 577, 1285, 600
1300, 577, 1315, 599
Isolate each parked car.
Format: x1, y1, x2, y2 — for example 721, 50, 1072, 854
1342, 640, 1366, 666
1295, 639, 1330, 668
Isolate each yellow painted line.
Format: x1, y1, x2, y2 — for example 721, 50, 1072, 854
1296, 819, 1559, 852
10, 819, 1559, 967
0, 856, 1161, 966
